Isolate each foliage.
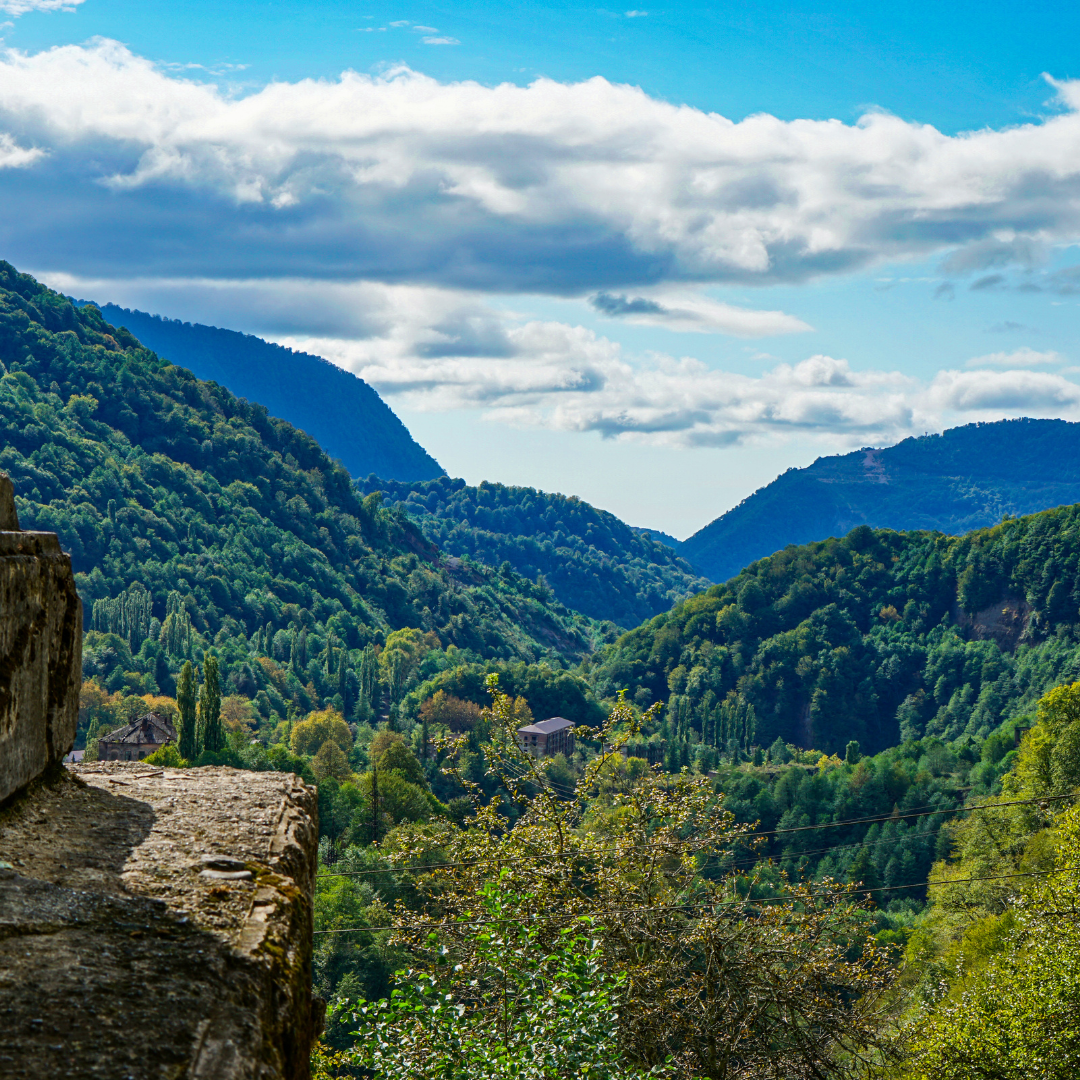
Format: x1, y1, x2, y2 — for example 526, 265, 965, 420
317, 900, 655, 1080
367, 684, 896, 1079
143, 743, 186, 768
198, 654, 224, 753
0, 260, 608, 752
588, 510, 1080, 755
903, 802, 1080, 1079
362, 474, 710, 628
176, 661, 198, 760
292, 710, 353, 757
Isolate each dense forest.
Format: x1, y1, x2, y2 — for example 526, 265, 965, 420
4, 259, 1080, 1075
0, 263, 612, 753
683, 418, 1080, 581
93, 302, 444, 483
587, 510, 1080, 757
361, 474, 709, 627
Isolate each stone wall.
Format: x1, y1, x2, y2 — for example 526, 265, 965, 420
0, 472, 82, 803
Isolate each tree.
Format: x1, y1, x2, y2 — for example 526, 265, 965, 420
419, 690, 482, 732
318, 889, 651, 1080
313, 740, 353, 783
199, 655, 225, 753
845, 740, 861, 766
907, 802, 1080, 1079
292, 710, 353, 757
375, 681, 896, 1079
176, 660, 198, 760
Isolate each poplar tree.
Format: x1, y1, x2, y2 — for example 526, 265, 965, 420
176, 660, 198, 761
199, 655, 225, 753
337, 651, 349, 713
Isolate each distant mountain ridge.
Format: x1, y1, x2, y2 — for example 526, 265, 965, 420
681, 419, 1080, 582
90, 304, 443, 484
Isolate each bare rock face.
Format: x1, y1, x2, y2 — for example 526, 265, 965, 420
0, 763, 321, 1079
0, 471, 82, 804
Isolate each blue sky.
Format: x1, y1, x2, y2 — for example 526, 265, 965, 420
2, 0, 1080, 535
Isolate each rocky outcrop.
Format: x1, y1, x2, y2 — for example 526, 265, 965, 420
0, 471, 82, 804
0, 764, 321, 1079
0, 469, 321, 1078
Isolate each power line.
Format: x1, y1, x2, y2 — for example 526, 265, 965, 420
312, 864, 1080, 935
316, 789, 1075, 881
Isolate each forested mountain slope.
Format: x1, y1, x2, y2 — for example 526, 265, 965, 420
92, 303, 444, 483
586, 509, 1080, 756
361, 475, 710, 628
0, 262, 601, 731
682, 418, 1080, 581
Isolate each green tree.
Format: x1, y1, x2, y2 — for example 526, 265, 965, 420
318, 886, 651, 1080
199, 655, 225, 753
176, 660, 198, 760
906, 803, 1080, 1079
378, 682, 896, 1079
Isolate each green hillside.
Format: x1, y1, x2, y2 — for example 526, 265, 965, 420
362, 475, 709, 628
586, 509, 1080, 756
0, 262, 605, 742
682, 418, 1080, 582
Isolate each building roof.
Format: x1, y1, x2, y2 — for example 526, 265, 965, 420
517, 716, 574, 736
100, 712, 177, 746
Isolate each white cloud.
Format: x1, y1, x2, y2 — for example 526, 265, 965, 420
44, 267, 1080, 450
589, 290, 811, 336
422, 36, 459, 45
7, 42, 1080, 291
0, 0, 85, 13
965, 346, 1063, 368
927, 369, 1080, 413
0, 130, 41, 167
625, 10, 648, 16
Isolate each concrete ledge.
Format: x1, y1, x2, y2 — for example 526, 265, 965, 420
0, 763, 320, 1079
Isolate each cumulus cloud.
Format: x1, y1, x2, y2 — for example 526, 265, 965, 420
927, 369, 1080, 412
0, 0, 85, 14
966, 346, 1063, 368
45, 268, 1080, 449
7, 41, 1080, 290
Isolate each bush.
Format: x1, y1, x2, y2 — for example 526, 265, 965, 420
143, 743, 185, 768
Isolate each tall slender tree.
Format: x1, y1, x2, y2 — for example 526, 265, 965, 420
176, 660, 198, 760
337, 651, 349, 713
199, 655, 225, 753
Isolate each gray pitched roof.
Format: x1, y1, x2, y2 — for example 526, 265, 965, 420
100, 712, 177, 746
517, 716, 573, 735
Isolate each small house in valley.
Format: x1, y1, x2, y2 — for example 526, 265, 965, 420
516, 716, 575, 759
98, 712, 177, 762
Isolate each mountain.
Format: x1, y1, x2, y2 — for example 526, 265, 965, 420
585, 504, 1080, 756
361, 475, 710, 629
0, 261, 605, 743
681, 419, 1080, 582
89, 303, 443, 483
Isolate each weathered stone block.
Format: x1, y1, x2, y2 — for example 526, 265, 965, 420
0, 473, 82, 804
0, 763, 321, 1079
